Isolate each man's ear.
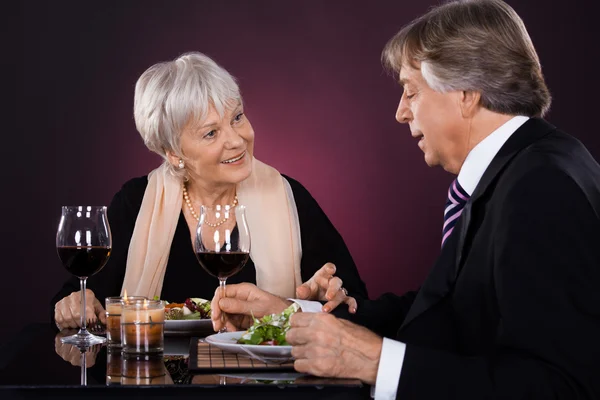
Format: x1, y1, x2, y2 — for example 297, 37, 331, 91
459, 90, 481, 118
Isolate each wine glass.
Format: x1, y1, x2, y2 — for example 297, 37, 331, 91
56, 206, 112, 346
194, 204, 250, 333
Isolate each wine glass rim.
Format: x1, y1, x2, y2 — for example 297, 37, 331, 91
200, 204, 246, 210
61, 205, 108, 209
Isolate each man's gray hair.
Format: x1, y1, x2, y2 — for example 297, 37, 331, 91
382, 0, 551, 117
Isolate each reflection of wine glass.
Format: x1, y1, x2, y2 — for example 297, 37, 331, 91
195, 204, 250, 333
54, 329, 101, 385
56, 206, 112, 347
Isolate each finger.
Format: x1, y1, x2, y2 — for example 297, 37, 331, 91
54, 304, 65, 329
68, 346, 80, 366
322, 294, 356, 313
293, 359, 315, 375
289, 311, 319, 328
291, 343, 310, 359
212, 316, 224, 332
286, 327, 313, 346
322, 285, 348, 312
295, 284, 308, 299
346, 296, 358, 314
320, 262, 336, 276
325, 277, 343, 301
225, 319, 241, 332
295, 284, 311, 300
94, 298, 107, 324
86, 303, 97, 324
222, 282, 254, 300
211, 287, 223, 322
212, 313, 243, 332
319, 263, 336, 281
68, 294, 82, 328
84, 288, 97, 301
312, 263, 336, 287
218, 298, 256, 315
54, 334, 63, 351
61, 305, 79, 329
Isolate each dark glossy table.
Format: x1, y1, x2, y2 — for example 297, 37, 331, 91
0, 324, 369, 399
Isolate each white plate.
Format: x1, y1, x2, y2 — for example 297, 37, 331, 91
164, 319, 214, 336
221, 372, 304, 383
204, 331, 293, 361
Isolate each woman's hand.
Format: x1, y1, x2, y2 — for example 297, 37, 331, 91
54, 329, 102, 367
54, 289, 107, 330
211, 283, 292, 332
295, 263, 358, 313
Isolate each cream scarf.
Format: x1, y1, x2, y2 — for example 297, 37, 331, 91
120, 158, 302, 299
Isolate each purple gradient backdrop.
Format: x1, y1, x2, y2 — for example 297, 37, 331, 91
7, 0, 598, 343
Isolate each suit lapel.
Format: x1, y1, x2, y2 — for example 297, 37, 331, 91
399, 118, 556, 332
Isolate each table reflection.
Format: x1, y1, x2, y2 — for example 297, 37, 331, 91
53, 329, 361, 389
54, 329, 103, 385
120, 353, 172, 385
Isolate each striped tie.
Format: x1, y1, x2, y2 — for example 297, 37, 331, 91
442, 179, 470, 247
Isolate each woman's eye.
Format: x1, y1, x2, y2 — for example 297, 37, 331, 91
204, 130, 216, 139
233, 112, 244, 122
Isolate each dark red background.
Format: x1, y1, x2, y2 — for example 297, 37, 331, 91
6, 0, 598, 343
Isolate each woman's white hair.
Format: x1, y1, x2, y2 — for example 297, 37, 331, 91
134, 52, 241, 178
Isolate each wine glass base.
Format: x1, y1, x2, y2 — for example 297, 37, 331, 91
60, 331, 106, 347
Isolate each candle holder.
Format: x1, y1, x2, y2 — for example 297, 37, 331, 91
121, 353, 167, 385
106, 348, 123, 386
105, 296, 146, 348
121, 299, 165, 354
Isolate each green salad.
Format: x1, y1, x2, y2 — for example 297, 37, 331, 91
237, 303, 300, 346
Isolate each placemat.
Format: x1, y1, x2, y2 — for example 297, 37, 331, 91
188, 339, 295, 373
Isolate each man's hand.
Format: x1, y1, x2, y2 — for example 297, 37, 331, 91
211, 283, 293, 332
54, 289, 107, 330
295, 263, 357, 313
286, 312, 383, 385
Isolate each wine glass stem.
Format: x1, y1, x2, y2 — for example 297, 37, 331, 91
219, 278, 226, 332
80, 278, 88, 334
80, 349, 87, 386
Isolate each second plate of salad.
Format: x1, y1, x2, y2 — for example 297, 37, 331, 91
163, 297, 214, 336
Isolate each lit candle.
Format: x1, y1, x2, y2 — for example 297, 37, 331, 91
105, 294, 146, 348
121, 299, 165, 354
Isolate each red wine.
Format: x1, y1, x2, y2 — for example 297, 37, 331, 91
57, 246, 112, 278
195, 251, 249, 279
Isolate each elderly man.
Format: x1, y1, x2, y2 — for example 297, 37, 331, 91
211, 0, 600, 398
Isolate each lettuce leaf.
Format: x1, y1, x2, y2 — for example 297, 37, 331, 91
237, 303, 300, 346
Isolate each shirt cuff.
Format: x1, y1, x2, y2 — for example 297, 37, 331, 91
373, 338, 406, 400
287, 299, 323, 313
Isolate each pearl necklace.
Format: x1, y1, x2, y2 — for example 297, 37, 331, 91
182, 185, 238, 227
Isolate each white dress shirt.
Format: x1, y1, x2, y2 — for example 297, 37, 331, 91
372, 115, 529, 400
288, 116, 530, 399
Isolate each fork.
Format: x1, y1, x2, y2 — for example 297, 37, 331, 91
87, 319, 106, 335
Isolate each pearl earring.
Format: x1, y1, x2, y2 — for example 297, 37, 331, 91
178, 159, 184, 169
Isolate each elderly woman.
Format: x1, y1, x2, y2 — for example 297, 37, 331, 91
52, 52, 368, 329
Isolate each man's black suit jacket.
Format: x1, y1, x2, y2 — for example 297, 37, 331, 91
340, 118, 600, 399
